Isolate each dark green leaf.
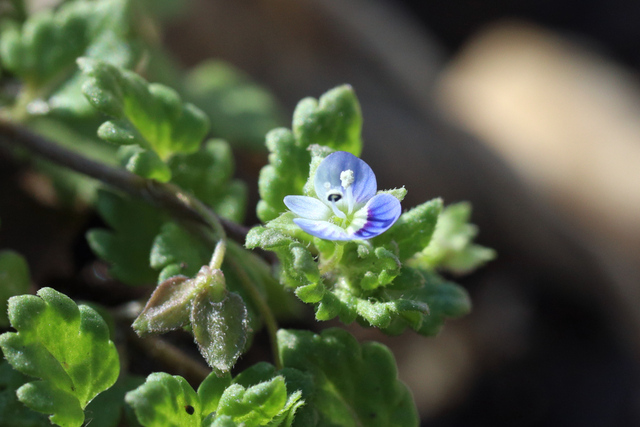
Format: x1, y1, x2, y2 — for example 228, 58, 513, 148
198, 372, 232, 417
0, 361, 49, 427
191, 290, 249, 373
0, 250, 30, 327
0, 288, 119, 427
87, 190, 165, 285
278, 328, 418, 427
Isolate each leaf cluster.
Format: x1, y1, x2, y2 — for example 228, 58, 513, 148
248, 86, 482, 336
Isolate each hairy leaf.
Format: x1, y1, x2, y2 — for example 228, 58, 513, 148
0, 288, 119, 427
278, 328, 418, 427
413, 202, 496, 274
0, 0, 140, 117
0, 361, 49, 427
79, 57, 209, 179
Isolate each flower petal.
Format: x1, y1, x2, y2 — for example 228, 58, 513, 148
352, 193, 401, 239
314, 152, 377, 206
293, 219, 352, 241
284, 196, 332, 220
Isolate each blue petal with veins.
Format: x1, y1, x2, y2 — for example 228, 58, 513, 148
284, 151, 401, 241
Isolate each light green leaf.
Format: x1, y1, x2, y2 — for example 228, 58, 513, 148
278, 328, 418, 427
292, 85, 362, 156
184, 61, 284, 149
125, 373, 201, 427
0, 0, 140, 117
79, 57, 210, 167
216, 377, 288, 427
198, 372, 232, 417
375, 198, 443, 261
0, 250, 30, 327
413, 202, 496, 274
0, 288, 119, 427
87, 189, 165, 285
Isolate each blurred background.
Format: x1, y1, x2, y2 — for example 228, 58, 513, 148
3, 0, 640, 425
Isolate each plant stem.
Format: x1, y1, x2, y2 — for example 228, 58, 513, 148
0, 119, 248, 242
319, 243, 345, 275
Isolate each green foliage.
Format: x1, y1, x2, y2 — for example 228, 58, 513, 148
248, 86, 481, 336
169, 139, 247, 223
412, 202, 496, 274
0, 250, 30, 327
87, 189, 165, 285
127, 369, 302, 427
279, 328, 418, 427
256, 85, 362, 222
183, 61, 284, 149
0, 288, 119, 427
0, 0, 140, 117
0, 361, 49, 427
84, 376, 145, 427
79, 57, 210, 180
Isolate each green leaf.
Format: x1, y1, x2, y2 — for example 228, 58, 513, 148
375, 198, 443, 261
184, 60, 284, 149
0, 250, 30, 327
278, 328, 418, 427
118, 145, 172, 182
169, 139, 247, 222
198, 372, 232, 417
84, 375, 145, 427
0, 361, 49, 427
384, 268, 471, 336
0, 0, 140, 116
125, 373, 201, 427
79, 57, 210, 165
150, 222, 211, 280
292, 85, 362, 156
216, 377, 288, 426
0, 288, 119, 427
191, 290, 249, 373
87, 189, 165, 285
413, 202, 496, 274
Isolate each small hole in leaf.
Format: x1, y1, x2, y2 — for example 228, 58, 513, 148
185, 405, 194, 415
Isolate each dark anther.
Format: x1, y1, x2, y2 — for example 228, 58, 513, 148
185, 405, 195, 415
327, 193, 342, 202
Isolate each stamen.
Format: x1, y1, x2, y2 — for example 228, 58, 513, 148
340, 170, 355, 189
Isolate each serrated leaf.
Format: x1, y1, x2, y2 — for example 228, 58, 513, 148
375, 198, 443, 260
198, 372, 232, 417
414, 202, 496, 274
0, 250, 30, 327
118, 145, 172, 182
125, 373, 201, 427
80, 57, 210, 163
150, 222, 211, 280
0, 361, 49, 427
0, 288, 119, 427
216, 377, 288, 426
87, 189, 165, 285
0, 0, 140, 117
184, 60, 284, 149
191, 290, 249, 373
384, 268, 472, 336
278, 328, 418, 427
292, 85, 362, 156
169, 139, 247, 222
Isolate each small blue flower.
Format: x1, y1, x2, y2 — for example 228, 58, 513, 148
284, 151, 401, 241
